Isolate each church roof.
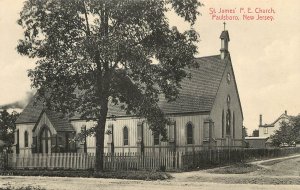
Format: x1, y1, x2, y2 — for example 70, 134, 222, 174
43, 110, 74, 132
158, 55, 226, 114
16, 95, 44, 124
15, 96, 74, 131
16, 55, 227, 124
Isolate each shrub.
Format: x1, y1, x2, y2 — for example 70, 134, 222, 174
0, 184, 46, 190
0, 169, 171, 180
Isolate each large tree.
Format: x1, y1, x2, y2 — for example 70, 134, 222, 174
0, 110, 19, 150
270, 115, 300, 147
17, 0, 201, 171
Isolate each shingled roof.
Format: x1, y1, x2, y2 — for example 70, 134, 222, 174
15, 95, 74, 131
44, 110, 74, 132
158, 55, 225, 114
15, 94, 44, 124
16, 55, 227, 125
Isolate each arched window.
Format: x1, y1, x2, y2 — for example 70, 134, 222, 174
222, 110, 224, 138
24, 131, 29, 147
233, 112, 235, 139
39, 126, 51, 154
123, 126, 129, 146
153, 133, 160, 145
226, 109, 231, 136
227, 95, 231, 106
186, 123, 193, 144
16, 130, 20, 154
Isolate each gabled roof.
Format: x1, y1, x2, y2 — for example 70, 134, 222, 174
44, 110, 74, 132
260, 112, 291, 128
16, 95, 74, 132
15, 94, 44, 124
157, 55, 226, 114
16, 55, 229, 124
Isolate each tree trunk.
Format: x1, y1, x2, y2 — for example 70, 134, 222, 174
95, 99, 109, 172
94, 2, 110, 172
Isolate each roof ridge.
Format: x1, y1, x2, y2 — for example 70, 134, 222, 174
194, 55, 220, 59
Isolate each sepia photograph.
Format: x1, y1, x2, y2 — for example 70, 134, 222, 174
0, 0, 300, 189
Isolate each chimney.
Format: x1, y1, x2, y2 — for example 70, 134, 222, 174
259, 114, 262, 126
285, 110, 287, 115
220, 22, 230, 60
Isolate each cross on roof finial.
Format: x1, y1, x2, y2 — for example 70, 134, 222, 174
223, 22, 226, 31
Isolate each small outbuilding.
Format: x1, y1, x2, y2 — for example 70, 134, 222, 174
245, 137, 269, 148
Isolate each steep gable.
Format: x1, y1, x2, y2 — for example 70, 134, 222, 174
16, 96, 74, 132
261, 112, 290, 128
209, 56, 243, 140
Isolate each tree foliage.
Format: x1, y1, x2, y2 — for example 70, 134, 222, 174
0, 110, 19, 148
17, 0, 201, 171
270, 115, 300, 147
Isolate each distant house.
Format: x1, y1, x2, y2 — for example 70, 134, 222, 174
245, 111, 291, 148
14, 29, 244, 156
259, 111, 290, 138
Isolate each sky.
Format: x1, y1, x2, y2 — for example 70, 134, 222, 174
0, 0, 299, 134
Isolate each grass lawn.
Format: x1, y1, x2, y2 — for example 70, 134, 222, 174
208, 163, 262, 174
0, 185, 45, 190
0, 169, 171, 181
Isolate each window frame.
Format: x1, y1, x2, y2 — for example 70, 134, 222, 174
24, 131, 29, 148
186, 123, 194, 145
222, 110, 225, 138
226, 109, 231, 136
123, 126, 129, 146
153, 133, 160, 145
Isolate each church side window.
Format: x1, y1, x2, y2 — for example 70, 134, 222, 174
222, 110, 225, 138
233, 112, 235, 139
123, 126, 129, 146
186, 123, 193, 144
24, 131, 28, 147
16, 130, 20, 154
153, 133, 159, 145
264, 127, 268, 134
226, 109, 231, 136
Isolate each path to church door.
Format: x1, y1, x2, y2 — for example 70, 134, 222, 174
39, 126, 51, 154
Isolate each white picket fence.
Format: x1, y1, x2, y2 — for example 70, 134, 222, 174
8, 151, 182, 171
103, 151, 182, 171
8, 153, 95, 170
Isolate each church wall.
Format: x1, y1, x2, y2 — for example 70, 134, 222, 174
170, 114, 209, 148
210, 60, 243, 147
70, 113, 209, 153
15, 123, 34, 156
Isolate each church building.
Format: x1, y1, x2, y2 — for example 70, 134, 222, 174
14, 29, 244, 156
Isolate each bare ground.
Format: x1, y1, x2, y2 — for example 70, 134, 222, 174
1, 154, 300, 190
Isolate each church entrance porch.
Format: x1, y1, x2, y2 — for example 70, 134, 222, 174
39, 126, 51, 154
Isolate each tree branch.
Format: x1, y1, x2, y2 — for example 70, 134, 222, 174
82, 0, 91, 36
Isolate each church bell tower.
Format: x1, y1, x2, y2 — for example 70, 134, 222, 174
220, 22, 230, 60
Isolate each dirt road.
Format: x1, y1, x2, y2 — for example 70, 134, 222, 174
1, 154, 300, 190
